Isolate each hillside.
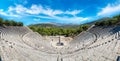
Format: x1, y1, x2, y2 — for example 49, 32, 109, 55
95, 14, 120, 26
29, 23, 58, 28
29, 24, 90, 37
28, 14, 120, 37
0, 17, 23, 26
86, 17, 110, 25
29, 23, 80, 28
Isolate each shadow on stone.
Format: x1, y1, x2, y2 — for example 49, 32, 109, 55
0, 57, 2, 61
117, 56, 120, 61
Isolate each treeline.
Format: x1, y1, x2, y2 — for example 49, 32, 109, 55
95, 14, 120, 26
0, 17, 23, 26
29, 24, 90, 37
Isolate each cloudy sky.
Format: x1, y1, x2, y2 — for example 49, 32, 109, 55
0, 0, 120, 25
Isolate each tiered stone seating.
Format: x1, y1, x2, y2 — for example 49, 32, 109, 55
0, 26, 120, 61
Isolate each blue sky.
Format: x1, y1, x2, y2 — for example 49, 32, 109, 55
0, 0, 120, 25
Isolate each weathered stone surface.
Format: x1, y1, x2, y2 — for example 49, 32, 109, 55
0, 26, 120, 61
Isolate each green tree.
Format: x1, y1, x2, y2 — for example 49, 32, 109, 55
82, 25, 90, 30
10, 20, 17, 26
3, 20, 10, 26
17, 22, 23, 26
0, 18, 3, 26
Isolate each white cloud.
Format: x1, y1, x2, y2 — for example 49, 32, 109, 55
0, 4, 89, 24
8, 4, 82, 16
53, 16, 90, 23
97, 4, 120, 16
8, 5, 27, 14
0, 9, 7, 16
0, 9, 20, 17
42, 8, 63, 16
65, 10, 82, 16
26, 5, 42, 15
36, 15, 90, 23
36, 16, 54, 19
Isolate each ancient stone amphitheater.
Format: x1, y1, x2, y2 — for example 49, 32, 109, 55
0, 26, 120, 61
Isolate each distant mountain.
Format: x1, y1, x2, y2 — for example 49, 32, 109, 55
29, 23, 58, 28
86, 17, 110, 25
96, 17, 110, 22
29, 22, 80, 28
60, 24, 79, 28
29, 17, 111, 28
